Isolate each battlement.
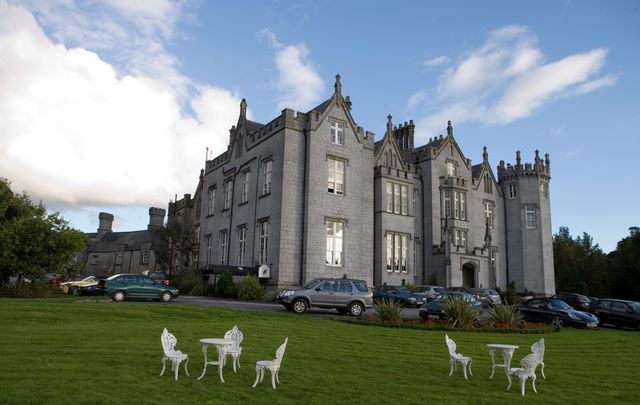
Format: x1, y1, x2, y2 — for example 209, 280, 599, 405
393, 120, 415, 150
498, 150, 550, 181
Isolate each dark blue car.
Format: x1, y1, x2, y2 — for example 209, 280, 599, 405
373, 285, 426, 307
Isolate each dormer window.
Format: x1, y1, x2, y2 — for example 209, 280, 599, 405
331, 121, 344, 145
446, 161, 457, 177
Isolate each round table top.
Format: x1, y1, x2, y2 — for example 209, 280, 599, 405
200, 338, 233, 345
486, 343, 519, 350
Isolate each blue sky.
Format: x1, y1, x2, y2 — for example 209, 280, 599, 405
1, 0, 638, 252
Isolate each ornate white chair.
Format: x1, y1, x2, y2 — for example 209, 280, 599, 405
223, 325, 244, 373
160, 328, 189, 381
530, 338, 546, 379
445, 334, 473, 380
507, 353, 540, 396
252, 337, 288, 389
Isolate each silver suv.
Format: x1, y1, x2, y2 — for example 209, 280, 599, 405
278, 278, 373, 316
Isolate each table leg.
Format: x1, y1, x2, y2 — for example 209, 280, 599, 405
488, 348, 496, 379
503, 349, 514, 376
217, 346, 225, 383
197, 344, 209, 380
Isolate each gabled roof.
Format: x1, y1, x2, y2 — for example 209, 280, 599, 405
374, 115, 408, 171
90, 230, 161, 253
245, 119, 264, 134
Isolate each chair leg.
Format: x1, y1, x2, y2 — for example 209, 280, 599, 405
532, 375, 538, 393
540, 362, 545, 379
174, 360, 179, 381
251, 367, 261, 388
520, 376, 525, 396
271, 370, 277, 389
468, 359, 473, 377
506, 373, 513, 391
449, 359, 455, 376
160, 357, 167, 377
275, 370, 280, 384
462, 361, 468, 380
184, 358, 190, 377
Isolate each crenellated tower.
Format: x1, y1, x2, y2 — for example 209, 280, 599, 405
498, 150, 554, 295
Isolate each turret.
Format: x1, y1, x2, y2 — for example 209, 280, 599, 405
97, 212, 113, 237
148, 207, 165, 230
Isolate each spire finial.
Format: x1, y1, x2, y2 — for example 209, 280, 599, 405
447, 120, 453, 137
334, 74, 342, 95
386, 114, 393, 134
483, 146, 488, 163
240, 98, 247, 119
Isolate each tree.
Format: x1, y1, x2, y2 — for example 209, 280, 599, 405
0, 178, 86, 290
608, 227, 640, 300
154, 220, 196, 276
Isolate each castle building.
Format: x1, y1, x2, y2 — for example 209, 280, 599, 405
180, 75, 555, 295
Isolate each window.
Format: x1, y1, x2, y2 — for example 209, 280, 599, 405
223, 179, 233, 210
262, 160, 272, 195
259, 220, 269, 264
484, 174, 493, 194
115, 252, 123, 265
326, 220, 343, 266
386, 232, 409, 272
453, 190, 466, 220
141, 249, 149, 265
328, 158, 345, 195
525, 205, 536, 229
192, 252, 199, 269
446, 161, 457, 177
90, 254, 99, 265
238, 226, 247, 266
241, 171, 250, 203
484, 202, 494, 229
194, 225, 200, 243
509, 184, 518, 199
386, 182, 409, 215
220, 230, 228, 265
331, 121, 344, 145
455, 230, 467, 247
207, 186, 216, 215
443, 190, 452, 218
206, 234, 213, 264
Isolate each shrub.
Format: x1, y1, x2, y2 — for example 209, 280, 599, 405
487, 303, 523, 327
236, 276, 264, 301
263, 290, 280, 302
373, 298, 402, 325
443, 296, 480, 329
174, 270, 201, 295
214, 271, 237, 298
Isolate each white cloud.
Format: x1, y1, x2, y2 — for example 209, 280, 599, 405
406, 90, 427, 111
260, 29, 324, 112
0, 1, 240, 209
414, 25, 613, 138
423, 56, 448, 67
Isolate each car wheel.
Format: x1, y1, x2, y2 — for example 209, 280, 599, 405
113, 290, 126, 302
336, 308, 348, 315
551, 316, 563, 328
69, 286, 78, 295
348, 302, 364, 317
291, 298, 308, 314
160, 292, 172, 302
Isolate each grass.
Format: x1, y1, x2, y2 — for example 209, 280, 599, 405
0, 296, 638, 404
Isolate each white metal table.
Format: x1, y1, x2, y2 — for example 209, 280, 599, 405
197, 338, 233, 382
486, 344, 519, 379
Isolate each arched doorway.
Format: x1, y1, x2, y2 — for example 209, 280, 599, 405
462, 262, 475, 288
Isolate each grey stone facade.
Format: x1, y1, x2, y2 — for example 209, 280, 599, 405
186, 75, 555, 295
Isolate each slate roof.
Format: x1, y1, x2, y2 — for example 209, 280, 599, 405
245, 119, 264, 133
472, 163, 484, 179
89, 230, 161, 253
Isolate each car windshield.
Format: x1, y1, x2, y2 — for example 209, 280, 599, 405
548, 299, 572, 310
395, 287, 410, 294
81, 276, 96, 282
410, 286, 428, 293
629, 302, 640, 312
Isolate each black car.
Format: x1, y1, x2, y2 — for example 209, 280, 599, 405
418, 292, 482, 320
552, 293, 591, 311
518, 298, 599, 328
590, 299, 640, 330
373, 285, 426, 307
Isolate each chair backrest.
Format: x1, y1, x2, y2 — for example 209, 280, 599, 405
445, 334, 458, 356
161, 328, 178, 355
519, 353, 540, 376
531, 338, 545, 362
273, 337, 288, 366
224, 325, 244, 350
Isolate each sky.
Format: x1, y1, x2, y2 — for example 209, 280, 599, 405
1, 0, 638, 253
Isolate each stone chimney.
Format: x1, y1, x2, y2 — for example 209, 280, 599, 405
148, 207, 165, 230
97, 212, 114, 237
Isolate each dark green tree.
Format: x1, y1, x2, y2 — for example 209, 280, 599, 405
608, 227, 640, 300
154, 220, 196, 276
0, 178, 86, 290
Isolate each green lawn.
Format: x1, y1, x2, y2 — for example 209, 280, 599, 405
0, 297, 637, 404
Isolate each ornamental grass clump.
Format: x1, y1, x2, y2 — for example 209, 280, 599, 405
374, 298, 403, 325
442, 296, 480, 329
236, 275, 264, 301
488, 303, 524, 327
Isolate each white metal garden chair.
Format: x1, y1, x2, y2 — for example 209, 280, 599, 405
223, 325, 244, 373
445, 334, 473, 380
160, 328, 190, 381
251, 337, 288, 389
507, 353, 540, 396
531, 338, 546, 379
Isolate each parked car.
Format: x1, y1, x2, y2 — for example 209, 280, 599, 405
373, 285, 426, 307
552, 293, 591, 312
60, 275, 105, 295
277, 278, 373, 316
590, 299, 640, 330
97, 274, 178, 302
518, 298, 599, 328
467, 288, 502, 307
142, 271, 171, 286
410, 285, 446, 302
418, 292, 482, 320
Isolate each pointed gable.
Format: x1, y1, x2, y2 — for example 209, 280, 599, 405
374, 115, 408, 171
